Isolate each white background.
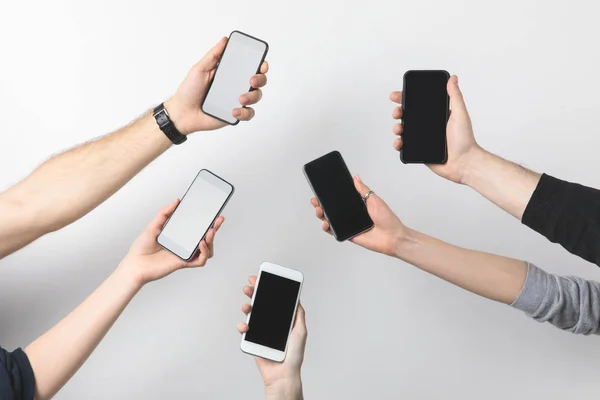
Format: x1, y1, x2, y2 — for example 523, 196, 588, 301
1, 0, 600, 398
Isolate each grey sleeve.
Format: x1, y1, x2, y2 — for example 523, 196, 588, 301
511, 263, 600, 335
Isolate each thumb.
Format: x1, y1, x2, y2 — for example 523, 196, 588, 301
149, 199, 180, 231
447, 75, 468, 115
293, 303, 307, 334
196, 37, 228, 72
353, 175, 371, 197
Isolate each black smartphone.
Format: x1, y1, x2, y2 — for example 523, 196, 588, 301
201, 31, 269, 125
303, 151, 373, 241
400, 70, 450, 164
157, 169, 234, 261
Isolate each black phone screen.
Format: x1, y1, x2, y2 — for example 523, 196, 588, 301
303, 151, 373, 241
401, 70, 450, 164
246, 271, 301, 351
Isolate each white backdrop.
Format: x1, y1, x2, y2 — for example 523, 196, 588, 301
1, 0, 600, 398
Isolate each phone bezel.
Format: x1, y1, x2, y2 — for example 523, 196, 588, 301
240, 262, 304, 363
302, 150, 374, 242
200, 30, 269, 126
156, 169, 234, 261
400, 70, 450, 164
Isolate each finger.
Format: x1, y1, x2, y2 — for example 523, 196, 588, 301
250, 74, 267, 88
232, 107, 255, 121
149, 199, 180, 231
186, 242, 209, 267
243, 285, 254, 298
447, 75, 468, 114
295, 303, 306, 328
394, 138, 403, 151
322, 220, 331, 232
392, 106, 403, 120
315, 206, 325, 220
200, 239, 211, 259
389, 91, 403, 104
242, 304, 252, 315
248, 275, 257, 286
393, 123, 403, 136
240, 89, 262, 106
205, 229, 215, 258
260, 61, 269, 74
310, 197, 320, 208
196, 37, 228, 72
237, 322, 249, 334
353, 175, 372, 197
213, 216, 225, 232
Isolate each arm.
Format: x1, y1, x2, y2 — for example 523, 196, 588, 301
310, 176, 600, 335
237, 276, 306, 400
391, 76, 600, 265
24, 201, 224, 399
0, 37, 269, 260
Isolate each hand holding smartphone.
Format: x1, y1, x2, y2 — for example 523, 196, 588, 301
240, 262, 304, 362
201, 31, 269, 125
157, 169, 234, 261
303, 151, 374, 241
400, 70, 450, 164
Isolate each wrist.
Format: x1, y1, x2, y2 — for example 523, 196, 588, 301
459, 146, 490, 186
115, 260, 145, 292
394, 227, 420, 260
265, 376, 303, 400
163, 99, 191, 136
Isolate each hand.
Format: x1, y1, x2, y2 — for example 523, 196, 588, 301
237, 276, 307, 393
164, 37, 269, 135
391, 75, 482, 184
310, 176, 407, 257
120, 199, 224, 287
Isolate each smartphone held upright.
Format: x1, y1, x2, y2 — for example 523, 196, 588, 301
202, 31, 269, 125
400, 70, 450, 164
241, 262, 304, 362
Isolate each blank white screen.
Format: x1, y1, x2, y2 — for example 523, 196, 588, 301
159, 171, 231, 258
202, 32, 267, 124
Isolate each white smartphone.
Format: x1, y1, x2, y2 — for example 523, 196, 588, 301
157, 169, 234, 261
201, 31, 269, 125
241, 262, 304, 362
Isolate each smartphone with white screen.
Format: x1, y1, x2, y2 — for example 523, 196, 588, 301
157, 169, 234, 261
201, 31, 269, 125
241, 262, 304, 362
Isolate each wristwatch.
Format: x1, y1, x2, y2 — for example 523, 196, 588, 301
153, 103, 187, 145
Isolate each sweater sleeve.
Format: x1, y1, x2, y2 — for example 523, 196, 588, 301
522, 173, 600, 266
511, 263, 600, 335
0, 347, 35, 400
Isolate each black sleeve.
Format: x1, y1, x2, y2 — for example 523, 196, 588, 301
522, 173, 600, 266
0, 346, 35, 400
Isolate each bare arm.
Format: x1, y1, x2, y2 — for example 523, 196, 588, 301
0, 37, 269, 260
0, 115, 170, 259
24, 201, 224, 400
396, 227, 527, 304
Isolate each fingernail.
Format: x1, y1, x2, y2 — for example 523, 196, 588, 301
233, 109, 241, 117
356, 175, 362, 182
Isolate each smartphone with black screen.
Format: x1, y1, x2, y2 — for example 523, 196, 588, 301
303, 151, 373, 241
157, 169, 234, 261
240, 262, 303, 362
201, 31, 269, 125
400, 70, 450, 164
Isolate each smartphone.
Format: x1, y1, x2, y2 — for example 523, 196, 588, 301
201, 31, 269, 125
157, 169, 234, 261
400, 70, 450, 164
303, 151, 374, 241
241, 262, 304, 362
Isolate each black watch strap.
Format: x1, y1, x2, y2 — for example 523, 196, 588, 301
153, 103, 187, 145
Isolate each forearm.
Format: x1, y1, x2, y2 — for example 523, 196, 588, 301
0, 112, 170, 258
25, 264, 141, 400
461, 148, 541, 220
265, 377, 303, 400
395, 228, 527, 304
